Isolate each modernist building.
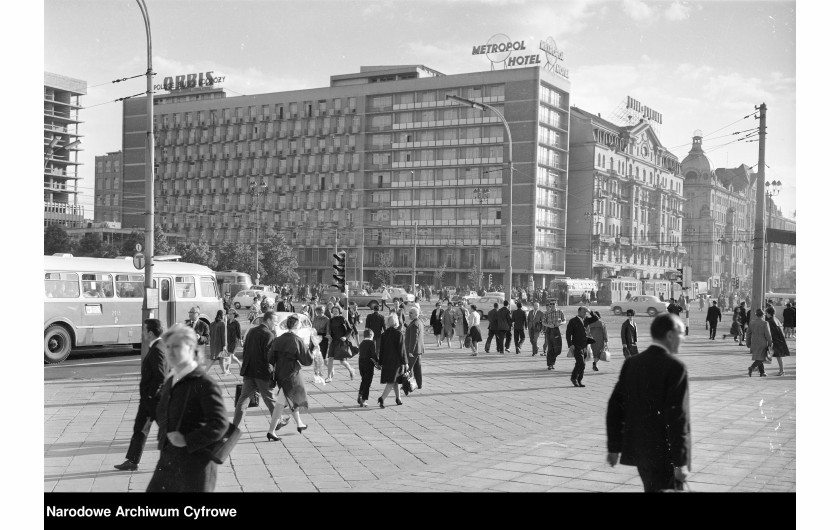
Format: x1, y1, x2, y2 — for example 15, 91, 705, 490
122, 64, 571, 287
681, 132, 756, 296
44, 72, 86, 227
566, 107, 685, 280
94, 151, 123, 224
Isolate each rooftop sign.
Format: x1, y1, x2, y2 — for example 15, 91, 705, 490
153, 71, 226, 92
472, 34, 568, 79
626, 96, 662, 124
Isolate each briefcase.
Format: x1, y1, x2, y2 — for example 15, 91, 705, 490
235, 383, 260, 408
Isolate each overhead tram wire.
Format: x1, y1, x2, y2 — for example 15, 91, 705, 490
81, 91, 157, 110
665, 110, 760, 151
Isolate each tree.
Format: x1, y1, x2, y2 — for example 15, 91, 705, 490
154, 224, 171, 255
44, 225, 72, 255
175, 241, 218, 269
73, 233, 105, 257
216, 241, 253, 276
467, 263, 482, 291
259, 230, 299, 286
433, 263, 448, 289
120, 231, 145, 256
374, 251, 396, 288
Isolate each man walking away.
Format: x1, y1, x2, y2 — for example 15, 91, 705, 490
364, 303, 386, 354
607, 313, 691, 492
706, 300, 722, 340
566, 306, 590, 387
526, 302, 544, 357
114, 319, 166, 471
485, 303, 499, 354
512, 301, 527, 354
543, 300, 564, 369
496, 300, 513, 354
232, 311, 290, 431
620, 310, 639, 358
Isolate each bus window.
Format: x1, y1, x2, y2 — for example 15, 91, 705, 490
199, 276, 219, 298
175, 276, 196, 298
81, 273, 114, 298
161, 279, 170, 301
45, 272, 80, 298
115, 274, 144, 298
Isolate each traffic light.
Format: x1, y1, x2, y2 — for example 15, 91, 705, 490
332, 251, 346, 293
488, 274, 493, 287
734, 278, 740, 290
674, 268, 683, 285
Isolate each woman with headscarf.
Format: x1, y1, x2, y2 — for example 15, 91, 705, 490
266, 315, 316, 437
585, 310, 609, 372
377, 314, 409, 408
441, 302, 455, 348
765, 306, 790, 376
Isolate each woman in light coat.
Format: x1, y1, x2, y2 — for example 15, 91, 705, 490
585, 311, 608, 372
746, 308, 773, 377
441, 304, 455, 348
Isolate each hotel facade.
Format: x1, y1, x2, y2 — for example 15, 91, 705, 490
122, 64, 571, 288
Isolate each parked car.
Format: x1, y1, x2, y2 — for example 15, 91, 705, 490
347, 288, 383, 309
611, 295, 669, 317
232, 289, 276, 309
247, 312, 319, 347
473, 294, 530, 319
450, 291, 479, 304
384, 287, 415, 303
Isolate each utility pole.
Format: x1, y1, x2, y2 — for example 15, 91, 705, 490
750, 103, 767, 313
137, 0, 154, 358
411, 221, 418, 297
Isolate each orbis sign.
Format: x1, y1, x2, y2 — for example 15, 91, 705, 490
153, 71, 226, 91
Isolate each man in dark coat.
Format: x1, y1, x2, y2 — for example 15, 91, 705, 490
232, 311, 288, 429
735, 302, 749, 346
566, 306, 590, 387
511, 301, 527, 354
495, 300, 513, 354
526, 302, 544, 357
185, 306, 210, 346
607, 313, 691, 492
114, 319, 167, 471
782, 302, 796, 338
620, 310, 639, 358
706, 300, 722, 340
365, 304, 387, 354
667, 299, 683, 316
484, 303, 499, 354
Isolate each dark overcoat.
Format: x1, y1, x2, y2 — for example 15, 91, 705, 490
379, 327, 408, 384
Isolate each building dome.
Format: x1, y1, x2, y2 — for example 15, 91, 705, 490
680, 131, 715, 180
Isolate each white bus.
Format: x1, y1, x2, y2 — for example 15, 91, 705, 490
44, 254, 223, 363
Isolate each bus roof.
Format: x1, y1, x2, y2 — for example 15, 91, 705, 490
44, 255, 216, 276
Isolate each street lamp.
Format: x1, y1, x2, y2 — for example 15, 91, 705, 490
447, 94, 514, 300
765, 180, 781, 295
249, 180, 268, 284
474, 187, 489, 291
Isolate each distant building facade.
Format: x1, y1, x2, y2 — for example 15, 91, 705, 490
566, 107, 685, 280
767, 198, 795, 292
44, 72, 86, 227
94, 151, 123, 223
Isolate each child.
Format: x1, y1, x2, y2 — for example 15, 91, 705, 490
357, 329, 379, 407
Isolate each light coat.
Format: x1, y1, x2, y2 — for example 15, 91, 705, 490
746, 317, 772, 362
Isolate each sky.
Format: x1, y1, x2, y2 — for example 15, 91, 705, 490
43, 0, 797, 219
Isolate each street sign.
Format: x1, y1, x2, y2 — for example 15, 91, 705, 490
133, 252, 145, 270
135, 243, 143, 253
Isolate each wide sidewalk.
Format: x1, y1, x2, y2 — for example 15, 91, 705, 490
44, 317, 796, 493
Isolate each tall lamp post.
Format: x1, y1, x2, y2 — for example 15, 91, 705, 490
473, 187, 489, 291
249, 180, 267, 284
447, 94, 514, 300
765, 180, 781, 295
136, 0, 155, 358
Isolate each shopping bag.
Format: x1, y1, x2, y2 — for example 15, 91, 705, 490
599, 346, 611, 362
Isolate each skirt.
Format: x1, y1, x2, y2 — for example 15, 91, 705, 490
279, 372, 309, 410
469, 325, 482, 343
328, 338, 353, 360
730, 321, 741, 335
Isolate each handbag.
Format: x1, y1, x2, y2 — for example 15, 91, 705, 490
599, 345, 611, 362
178, 382, 242, 464
400, 357, 420, 395
235, 383, 260, 408
464, 335, 472, 348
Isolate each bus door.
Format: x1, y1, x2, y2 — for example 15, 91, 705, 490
155, 277, 176, 328
79, 272, 118, 344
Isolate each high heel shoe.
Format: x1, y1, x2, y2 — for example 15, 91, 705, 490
395, 397, 403, 405
297, 425, 308, 434
378, 397, 385, 409
266, 432, 281, 442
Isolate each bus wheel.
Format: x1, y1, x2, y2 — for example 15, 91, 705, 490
647, 307, 659, 317
478, 310, 485, 319
234, 302, 241, 309
612, 307, 623, 316
44, 324, 72, 364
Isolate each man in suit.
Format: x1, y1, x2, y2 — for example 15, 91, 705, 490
114, 319, 167, 471
782, 302, 796, 338
185, 306, 210, 347
365, 303, 387, 354
232, 311, 289, 429
526, 302, 544, 357
543, 300, 565, 368
735, 301, 749, 345
511, 301, 527, 354
277, 296, 295, 313
620, 309, 639, 358
404, 306, 425, 391
566, 306, 590, 387
706, 300, 722, 340
607, 313, 690, 492
495, 300, 513, 354
484, 303, 499, 354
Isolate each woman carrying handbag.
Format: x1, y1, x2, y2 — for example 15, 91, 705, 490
377, 314, 409, 408
326, 305, 355, 383
266, 315, 316, 437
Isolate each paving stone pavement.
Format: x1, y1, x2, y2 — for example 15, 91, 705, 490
44, 318, 795, 493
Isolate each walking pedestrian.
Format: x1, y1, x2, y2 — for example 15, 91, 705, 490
146, 324, 229, 492
208, 309, 226, 371
185, 306, 210, 349
114, 319, 166, 472
377, 314, 409, 408
326, 305, 355, 383
764, 307, 790, 376
266, 315, 316, 438
484, 303, 499, 354
511, 301, 527, 354
442, 302, 455, 348
457, 301, 470, 347
232, 311, 289, 430
403, 306, 424, 392
222, 308, 243, 375
496, 300, 513, 354
543, 300, 564, 369
430, 302, 443, 347
705, 301, 722, 340
467, 304, 482, 356
586, 311, 608, 371
356, 329, 379, 407
606, 314, 690, 492
453, 301, 465, 347
782, 302, 796, 338
746, 309, 773, 377
620, 310, 639, 358
736, 302, 749, 346
312, 306, 330, 360
566, 306, 590, 387
526, 302, 544, 357
347, 301, 361, 342
699, 295, 706, 313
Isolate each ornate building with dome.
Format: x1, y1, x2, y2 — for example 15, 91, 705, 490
681, 131, 756, 296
